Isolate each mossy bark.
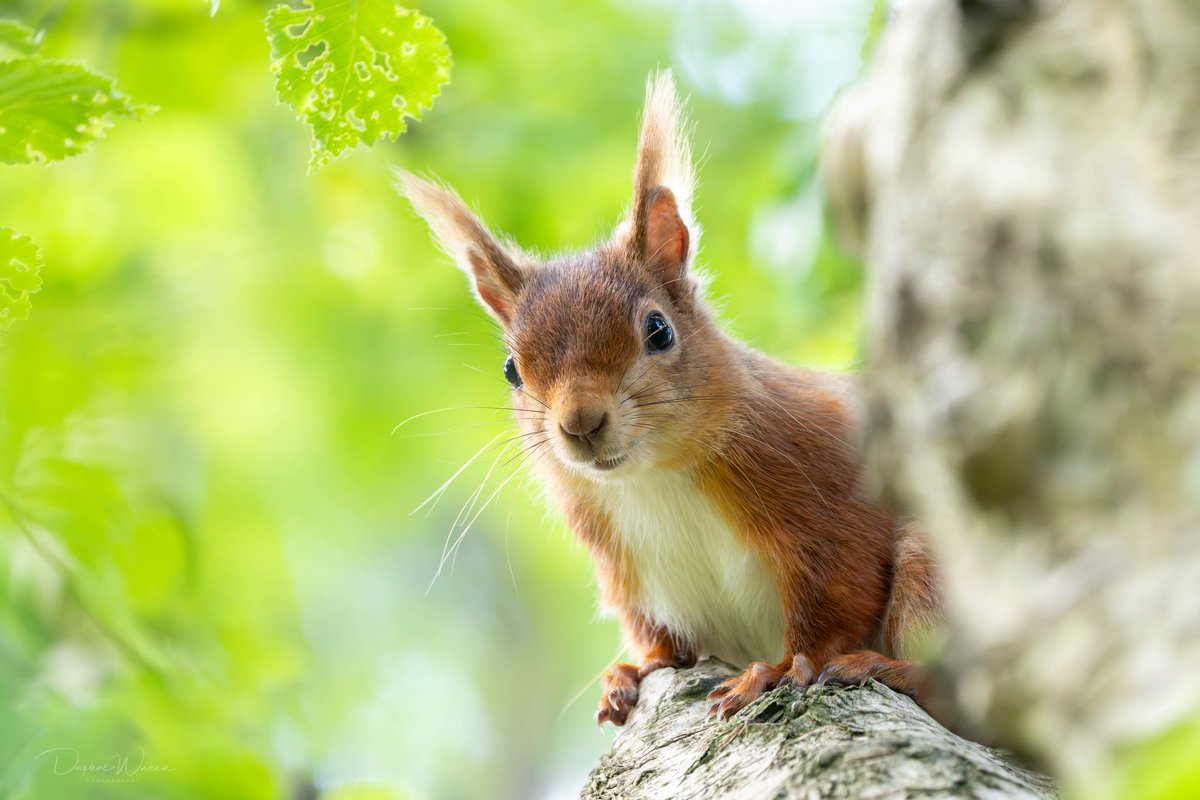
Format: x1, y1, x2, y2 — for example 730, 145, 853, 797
582, 659, 1053, 799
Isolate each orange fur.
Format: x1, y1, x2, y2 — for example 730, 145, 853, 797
401, 72, 943, 726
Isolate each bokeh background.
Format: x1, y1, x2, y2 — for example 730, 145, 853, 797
0, 0, 880, 797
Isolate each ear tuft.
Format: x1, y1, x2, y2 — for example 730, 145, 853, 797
396, 170, 526, 324
623, 71, 699, 291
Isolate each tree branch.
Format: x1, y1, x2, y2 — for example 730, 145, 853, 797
583, 659, 1054, 799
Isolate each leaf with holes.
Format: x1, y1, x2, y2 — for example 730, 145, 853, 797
266, 0, 451, 173
0, 227, 42, 334
0, 58, 147, 165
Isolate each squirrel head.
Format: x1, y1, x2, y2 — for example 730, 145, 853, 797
401, 72, 728, 480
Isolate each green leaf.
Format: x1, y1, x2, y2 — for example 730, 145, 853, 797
0, 58, 147, 165
266, 0, 451, 173
0, 227, 42, 333
0, 20, 41, 56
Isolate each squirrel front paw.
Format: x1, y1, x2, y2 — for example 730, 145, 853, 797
706, 661, 781, 720
596, 663, 641, 726
707, 655, 816, 720
597, 648, 697, 726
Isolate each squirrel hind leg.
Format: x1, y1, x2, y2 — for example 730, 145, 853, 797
817, 650, 927, 701
817, 522, 939, 709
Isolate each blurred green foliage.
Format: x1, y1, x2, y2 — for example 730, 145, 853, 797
0, 0, 874, 797
1114, 718, 1200, 800
0, 17, 146, 166
0, 228, 43, 331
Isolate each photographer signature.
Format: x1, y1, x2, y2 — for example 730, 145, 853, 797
35, 747, 175, 781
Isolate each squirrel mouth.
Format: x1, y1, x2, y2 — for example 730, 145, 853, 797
592, 453, 628, 471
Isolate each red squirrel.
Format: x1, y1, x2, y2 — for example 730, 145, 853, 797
400, 73, 941, 725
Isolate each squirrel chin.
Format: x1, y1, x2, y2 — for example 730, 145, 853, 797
573, 457, 630, 480
558, 435, 651, 480
561, 450, 641, 482
591, 453, 629, 472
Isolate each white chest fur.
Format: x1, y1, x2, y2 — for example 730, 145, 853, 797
594, 472, 785, 666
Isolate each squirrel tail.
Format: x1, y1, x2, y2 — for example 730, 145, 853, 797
883, 520, 943, 660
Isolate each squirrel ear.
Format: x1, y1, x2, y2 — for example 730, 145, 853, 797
624, 71, 698, 296
641, 186, 690, 290
397, 171, 526, 324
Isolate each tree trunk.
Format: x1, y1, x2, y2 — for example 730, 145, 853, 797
822, 0, 1200, 796
581, 659, 1054, 799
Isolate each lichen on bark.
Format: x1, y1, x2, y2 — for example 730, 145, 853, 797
582, 659, 1054, 799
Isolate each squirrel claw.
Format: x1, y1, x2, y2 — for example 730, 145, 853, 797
706, 683, 732, 699
596, 706, 622, 727
816, 651, 923, 700
706, 694, 744, 720
704, 661, 783, 720
596, 696, 632, 726
705, 695, 742, 720
597, 663, 641, 727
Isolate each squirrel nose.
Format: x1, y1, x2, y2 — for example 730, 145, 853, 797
560, 407, 608, 444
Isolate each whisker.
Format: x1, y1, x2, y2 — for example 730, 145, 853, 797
392, 405, 543, 435
723, 426, 835, 516
429, 439, 519, 589
724, 454, 784, 541
405, 305, 504, 333
633, 394, 743, 408
518, 388, 552, 411
559, 640, 632, 720
626, 379, 717, 404
460, 361, 492, 377
411, 431, 508, 517
751, 388, 853, 451
442, 438, 550, 576
497, 436, 552, 474
460, 360, 553, 411
617, 324, 708, 399
434, 330, 512, 348
504, 497, 519, 598
393, 418, 533, 440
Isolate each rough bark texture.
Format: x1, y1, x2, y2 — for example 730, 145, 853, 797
582, 659, 1054, 800
822, 0, 1200, 795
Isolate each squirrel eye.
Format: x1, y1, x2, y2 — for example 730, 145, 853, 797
644, 312, 674, 353
503, 354, 522, 388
